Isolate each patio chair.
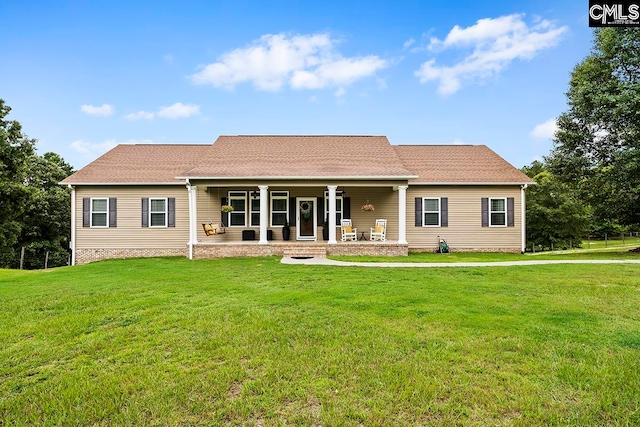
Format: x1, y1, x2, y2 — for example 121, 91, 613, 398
340, 219, 357, 242
370, 219, 387, 242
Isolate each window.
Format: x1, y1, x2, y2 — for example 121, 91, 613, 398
324, 191, 343, 226
422, 197, 440, 227
250, 194, 260, 227
270, 191, 289, 226
91, 198, 108, 227
150, 198, 167, 227
490, 198, 506, 227
229, 191, 247, 227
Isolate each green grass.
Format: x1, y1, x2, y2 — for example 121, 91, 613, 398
1, 257, 640, 426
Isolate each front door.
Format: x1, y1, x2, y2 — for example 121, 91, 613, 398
296, 198, 317, 241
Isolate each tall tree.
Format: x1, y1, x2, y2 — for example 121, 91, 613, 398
0, 99, 36, 267
548, 28, 640, 228
522, 161, 590, 250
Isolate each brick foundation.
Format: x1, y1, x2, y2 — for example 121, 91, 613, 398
75, 248, 188, 265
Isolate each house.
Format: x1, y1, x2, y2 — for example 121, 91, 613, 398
61, 135, 534, 264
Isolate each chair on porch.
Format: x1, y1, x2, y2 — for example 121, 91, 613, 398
370, 219, 387, 242
340, 219, 357, 242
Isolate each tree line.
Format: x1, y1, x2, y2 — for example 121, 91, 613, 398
523, 27, 640, 250
0, 99, 74, 268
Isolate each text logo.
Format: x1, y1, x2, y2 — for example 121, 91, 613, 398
589, 2, 640, 26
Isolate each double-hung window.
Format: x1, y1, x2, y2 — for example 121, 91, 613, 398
324, 191, 343, 225
150, 198, 168, 227
490, 198, 507, 227
422, 197, 440, 227
270, 191, 289, 226
91, 198, 108, 227
229, 191, 247, 227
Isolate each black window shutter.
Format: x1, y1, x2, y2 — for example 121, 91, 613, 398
507, 197, 514, 227
343, 197, 351, 219
142, 198, 149, 227
415, 198, 422, 227
317, 196, 324, 225
481, 198, 489, 227
289, 197, 296, 226
441, 197, 448, 227
109, 198, 117, 227
221, 197, 228, 227
83, 198, 90, 227
168, 197, 176, 227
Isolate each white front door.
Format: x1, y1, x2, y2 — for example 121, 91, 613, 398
296, 198, 317, 241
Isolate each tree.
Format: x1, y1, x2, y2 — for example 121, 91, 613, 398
548, 28, 640, 229
0, 99, 74, 268
0, 99, 36, 267
522, 161, 591, 250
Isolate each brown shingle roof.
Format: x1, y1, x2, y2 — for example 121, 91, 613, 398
180, 135, 415, 179
393, 145, 533, 184
61, 144, 211, 184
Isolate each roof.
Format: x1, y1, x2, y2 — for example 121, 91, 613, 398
393, 145, 534, 184
61, 136, 533, 185
179, 135, 415, 179
61, 144, 210, 185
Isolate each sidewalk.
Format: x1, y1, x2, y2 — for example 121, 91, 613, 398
281, 257, 640, 268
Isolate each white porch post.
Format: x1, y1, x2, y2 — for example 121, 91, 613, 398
259, 185, 269, 244
69, 185, 76, 266
398, 185, 408, 244
327, 185, 337, 244
187, 184, 198, 259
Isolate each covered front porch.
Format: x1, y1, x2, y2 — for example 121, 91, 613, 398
185, 181, 410, 259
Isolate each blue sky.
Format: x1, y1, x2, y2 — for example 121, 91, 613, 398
1, 1, 592, 170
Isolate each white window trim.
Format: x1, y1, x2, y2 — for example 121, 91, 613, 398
489, 197, 507, 227
149, 197, 168, 228
90, 197, 109, 228
249, 192, 260, 228
270, 191, 289, 227
422, 197, 441, 228
324, 191, 343, 227
228, 191, 247, 228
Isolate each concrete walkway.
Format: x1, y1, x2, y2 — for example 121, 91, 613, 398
281, 257, 640, 268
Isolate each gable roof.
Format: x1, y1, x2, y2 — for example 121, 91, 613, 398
179, 135, 416, 179
61, 136, 532, 185
61, 144, 210, 185
393, 145, 533, 184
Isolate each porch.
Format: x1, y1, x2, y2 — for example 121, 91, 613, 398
192, 240, 408, 259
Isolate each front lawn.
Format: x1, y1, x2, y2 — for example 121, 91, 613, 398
1, 257, 639, 425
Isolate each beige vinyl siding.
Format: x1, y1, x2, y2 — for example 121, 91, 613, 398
406, 185, 522, 250
194, 184, 401, 242
75, 186, 189, 249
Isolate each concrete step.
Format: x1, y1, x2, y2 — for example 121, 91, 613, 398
283, 245, 327, 258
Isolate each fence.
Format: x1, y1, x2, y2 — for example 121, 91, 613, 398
15, 246, 71, 270
527, 232, 640, 253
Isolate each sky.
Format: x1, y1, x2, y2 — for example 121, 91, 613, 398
0, 1, 594, 170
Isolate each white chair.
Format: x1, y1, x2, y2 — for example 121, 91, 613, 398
340, 219, 357, 242
370, 219, 387, 242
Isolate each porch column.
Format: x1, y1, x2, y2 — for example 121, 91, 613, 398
398, 185, 408, 244
259, 185, 269, 244
187, 185, 198, 259
327, 185, 337, 244
69, 185, 76, 266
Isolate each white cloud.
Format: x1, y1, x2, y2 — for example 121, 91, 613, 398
124, 110, 155, 121
157, 102, 200, 119
334, 88, 346, 97
309, 95, 318, 103
531, 118, 558, 139
191, 33, 388, 92
70, 138, 153, 159
415, 14, 567, 95
403, 37, 416, 50
80, 104, 114, 117
451, 138, 467, 145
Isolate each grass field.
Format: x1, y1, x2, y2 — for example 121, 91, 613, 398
1, 255, 640, 426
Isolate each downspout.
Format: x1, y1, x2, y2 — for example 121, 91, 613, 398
186, 179, 194, 260
521, 184, 528, 253
69, 185, 76, 266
